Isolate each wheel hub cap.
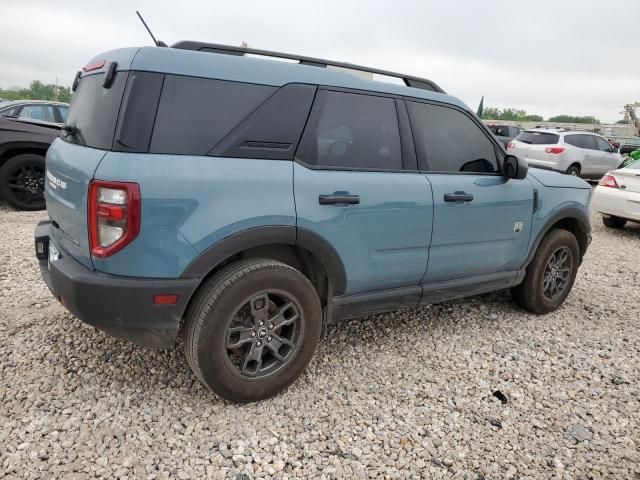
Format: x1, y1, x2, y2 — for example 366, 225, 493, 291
542, 246, 572, 301
224, 291, 302, 378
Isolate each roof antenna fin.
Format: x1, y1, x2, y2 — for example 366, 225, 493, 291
136, 11, 167, 47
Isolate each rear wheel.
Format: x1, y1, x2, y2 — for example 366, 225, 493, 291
0, 154, 46, 210
183, 259, 322, 402
566, 164, 580, 177
511, 229, 579, 314
602, 215, 627, 229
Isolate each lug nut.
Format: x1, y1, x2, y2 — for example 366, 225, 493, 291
259, 321, 264, 326
256, 341, 262, 347
250, 331, 256, 337
267, 336, 272, 342
268, 323, 274, 329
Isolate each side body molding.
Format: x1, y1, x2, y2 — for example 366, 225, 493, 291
180, 226, 348, 296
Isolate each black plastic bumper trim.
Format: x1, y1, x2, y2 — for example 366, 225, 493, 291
35, 221, 199, 349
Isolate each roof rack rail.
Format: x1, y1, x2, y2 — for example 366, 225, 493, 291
171, 40, 446, 94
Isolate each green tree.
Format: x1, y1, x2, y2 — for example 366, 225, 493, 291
0, 80, 72, 102
547, 115, 600, 124
482, 107, 542, 122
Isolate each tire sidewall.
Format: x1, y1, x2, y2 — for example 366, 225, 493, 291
195, 265, 322, 402
0, 154, 46, 211
526, 230, 580, 313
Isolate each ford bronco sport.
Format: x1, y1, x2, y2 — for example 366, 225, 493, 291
35, 42, 592, 402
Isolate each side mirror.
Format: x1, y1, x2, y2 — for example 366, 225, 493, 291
503, 155, 528, 180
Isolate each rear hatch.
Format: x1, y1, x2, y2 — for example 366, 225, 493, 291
45, 64, 129, 268
509, 131, 561, 165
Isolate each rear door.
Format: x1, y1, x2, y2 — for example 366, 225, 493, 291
45, 68, 128, 268
406, 100, 534, 283
294, 89, 433, 296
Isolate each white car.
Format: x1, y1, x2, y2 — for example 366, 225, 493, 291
592, 160, 640, 228
508, 129, 624, 179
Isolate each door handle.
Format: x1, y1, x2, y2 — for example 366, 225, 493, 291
444, 192, 474, 202
319, 194, 360, 205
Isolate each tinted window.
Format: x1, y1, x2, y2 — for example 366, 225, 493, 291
408, 102, 498, 173
595, 136, 612, 151
564, 134, 580, 147
57, 105, 68, 122
515, 131, 559, 145
150, 76, 275, 155
580, 135, 597, 150
19, 105, 56, 123
298, 91, 402, 170
63, 72, 128, 150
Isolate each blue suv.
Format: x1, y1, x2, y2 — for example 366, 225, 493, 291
34, 42, 592, 402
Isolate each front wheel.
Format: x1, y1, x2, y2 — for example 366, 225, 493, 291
183, 259, 322, 402
0, 154, 46, 211
511, 229, 580, 314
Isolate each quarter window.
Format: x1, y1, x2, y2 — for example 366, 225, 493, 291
580, 135, 597, 150
408, 102, 498, 173
297, 91, 402, 170
150, 76, 276, 155
564, 134, 580, 147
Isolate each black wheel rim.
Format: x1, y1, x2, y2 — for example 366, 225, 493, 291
7, 162, 45, 207
224, 290, 303, 379
542, 246, 573, 301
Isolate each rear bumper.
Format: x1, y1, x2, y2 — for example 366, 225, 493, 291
592, 186, 640, 222
35, 221, 200, 349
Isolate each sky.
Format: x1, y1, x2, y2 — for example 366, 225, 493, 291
1, 0, 638, 123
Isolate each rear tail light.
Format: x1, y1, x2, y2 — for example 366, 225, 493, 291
507, 142, 515, 149
598, 174, 619, 189
545, 147, 565, 154
88, 180, 141, 258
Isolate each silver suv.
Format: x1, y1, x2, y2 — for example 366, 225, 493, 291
508, 129, 623, 178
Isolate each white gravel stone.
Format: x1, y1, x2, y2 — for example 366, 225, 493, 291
1, 195, 639, 479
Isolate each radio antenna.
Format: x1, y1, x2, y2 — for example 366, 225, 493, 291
136, 11, 167, 47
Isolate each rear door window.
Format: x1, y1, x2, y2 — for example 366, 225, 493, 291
150, 76, 276, 155
408, 101, 498, 173
579, 135, 597, 150
515, 131, 559, 145
63, 72, 128, 150
297, 90, 402, 170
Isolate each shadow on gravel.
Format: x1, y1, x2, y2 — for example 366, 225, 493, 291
53, 289, 520, 400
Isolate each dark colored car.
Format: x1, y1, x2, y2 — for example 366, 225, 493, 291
0, 116, 60, 210
488, 124, 522, 146
617, 137, 640, 156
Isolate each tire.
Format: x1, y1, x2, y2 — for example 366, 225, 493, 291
566, 165, 580, 177
511, 229, 579, 314
602, 215, 627, 229
183, 259, 322, 402
0, 154, 46, 211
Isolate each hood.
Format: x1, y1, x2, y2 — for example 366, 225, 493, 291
528, 168, 591, 189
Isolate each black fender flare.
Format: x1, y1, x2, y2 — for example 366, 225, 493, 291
0, 141, 51, 162
521, 207, 591, 269
180, 226, 347, 295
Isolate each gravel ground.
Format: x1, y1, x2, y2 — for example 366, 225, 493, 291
1, 197, 639, 480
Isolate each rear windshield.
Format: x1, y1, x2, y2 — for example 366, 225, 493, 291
62, 72, 127, 150
515, 131, 559, 145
